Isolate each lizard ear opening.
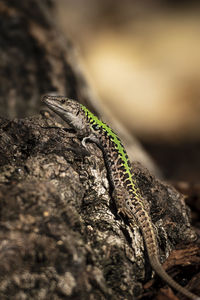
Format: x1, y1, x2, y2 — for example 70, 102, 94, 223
92, 124, 100, 130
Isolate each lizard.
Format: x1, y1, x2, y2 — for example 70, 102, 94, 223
42, 95, 199, 300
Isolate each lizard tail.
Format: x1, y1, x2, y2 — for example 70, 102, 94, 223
149, 255, 199, 300
134, 202, 199, 299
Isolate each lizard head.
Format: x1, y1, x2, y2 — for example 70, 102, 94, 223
42, 95, 89, 132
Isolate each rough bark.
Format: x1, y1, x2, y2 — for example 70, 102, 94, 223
0, 1, 199, 299
0, 114, 199, 299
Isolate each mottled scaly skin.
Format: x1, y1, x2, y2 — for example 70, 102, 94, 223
90, 125, 158, 257
42, 95, 199, 300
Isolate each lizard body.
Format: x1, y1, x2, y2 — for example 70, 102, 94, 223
42, 95, 199, 300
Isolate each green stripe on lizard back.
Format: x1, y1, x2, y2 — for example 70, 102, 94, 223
80, 104, 140, 195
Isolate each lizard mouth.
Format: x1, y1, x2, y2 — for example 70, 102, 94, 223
42, 96, 68, 114
42, 95, 79, 128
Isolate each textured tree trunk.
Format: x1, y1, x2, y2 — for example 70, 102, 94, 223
0, 1, 199, 299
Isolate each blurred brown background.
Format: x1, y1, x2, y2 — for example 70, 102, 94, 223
55, 0, 200, 181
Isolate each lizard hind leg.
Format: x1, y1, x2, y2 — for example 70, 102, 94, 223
112, 187, 134, 220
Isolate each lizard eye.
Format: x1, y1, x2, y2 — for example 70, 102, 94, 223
61, 99, 65, 104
